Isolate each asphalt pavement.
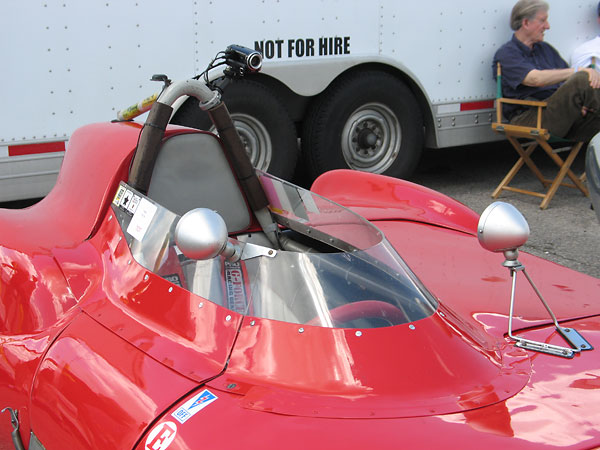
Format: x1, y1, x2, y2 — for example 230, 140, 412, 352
411, 141, 600, 279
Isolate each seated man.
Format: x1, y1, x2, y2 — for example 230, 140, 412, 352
571, 2, 600, 70
493, 0, 600, 143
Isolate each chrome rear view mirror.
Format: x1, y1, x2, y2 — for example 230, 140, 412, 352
175, 208, 241, 261
478, 202, 593, 358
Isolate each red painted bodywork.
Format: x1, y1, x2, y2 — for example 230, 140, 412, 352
310, 169, 480, 235
0, 122, 599, 449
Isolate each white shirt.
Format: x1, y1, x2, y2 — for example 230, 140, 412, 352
571, 36, 600, 69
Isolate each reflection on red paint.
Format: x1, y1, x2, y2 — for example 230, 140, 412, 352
570, 374, 600, 390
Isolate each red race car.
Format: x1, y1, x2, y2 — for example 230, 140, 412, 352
1, 47, 599, 450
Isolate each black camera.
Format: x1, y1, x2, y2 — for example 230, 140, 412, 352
225, 45, 263, 73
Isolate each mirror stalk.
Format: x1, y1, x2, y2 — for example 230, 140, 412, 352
479, 202, 593, 358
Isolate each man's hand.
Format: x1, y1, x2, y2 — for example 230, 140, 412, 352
582, 67, 600, 89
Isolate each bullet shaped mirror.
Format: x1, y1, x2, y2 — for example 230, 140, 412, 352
478, 201, 530, 261
175, 208, 240, 261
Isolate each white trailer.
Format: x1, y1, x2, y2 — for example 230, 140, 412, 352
3, 0, 598, 201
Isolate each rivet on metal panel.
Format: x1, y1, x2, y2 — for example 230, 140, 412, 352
198, 302, 204, 308
250, 320, 256, 326
355, 331, 363, 337
409, 324, 416, 330
298, 327, 305, 334
225, 315, 232, 321
144, 274, 149, 281
168, 287, 173, 293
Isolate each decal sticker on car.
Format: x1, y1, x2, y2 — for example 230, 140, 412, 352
171, 389, 218, 424
163, 273, 182, 287
127, 197, 157, 241
225, 261, 249, 314
113, 184, 127, 206
113, 183, 142, 215
145, 421, 177, 450
126, 193, 141, 214
120, 189, 134, 210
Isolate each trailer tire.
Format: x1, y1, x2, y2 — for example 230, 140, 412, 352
171, 79, 298, 180
302, 71, 423, 180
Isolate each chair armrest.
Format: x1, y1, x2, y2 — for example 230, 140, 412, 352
492, 122, 550, 140
497, 97, 547, 107
495, 97, 547, 129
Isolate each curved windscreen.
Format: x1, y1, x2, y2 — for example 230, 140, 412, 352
111, 173, 437, 329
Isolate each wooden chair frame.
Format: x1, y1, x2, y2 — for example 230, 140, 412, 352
491, 64, 588, 209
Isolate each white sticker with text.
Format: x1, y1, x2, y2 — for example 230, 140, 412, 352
127, 197, 157, 241
171, 389, 218, 424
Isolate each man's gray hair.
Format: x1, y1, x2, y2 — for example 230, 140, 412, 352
510, 0, 549, 31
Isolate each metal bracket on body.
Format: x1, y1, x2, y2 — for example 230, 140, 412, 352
1, 407, 25, 450
506, 261, 593, 358
240, 242, 277, 261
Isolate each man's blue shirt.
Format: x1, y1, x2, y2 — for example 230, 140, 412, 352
493, 34, 568, 119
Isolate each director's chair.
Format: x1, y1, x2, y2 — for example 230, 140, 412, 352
491, 63, 588, 209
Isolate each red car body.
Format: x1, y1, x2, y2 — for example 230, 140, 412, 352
1, 121, 599, 450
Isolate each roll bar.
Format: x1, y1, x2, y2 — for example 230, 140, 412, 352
127, 46, 278, 246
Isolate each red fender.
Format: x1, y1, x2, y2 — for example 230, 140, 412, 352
311, 169, 479, 235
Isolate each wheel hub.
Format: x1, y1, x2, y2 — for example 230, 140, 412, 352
357, 126, 378, 150
341, 103, 401, 174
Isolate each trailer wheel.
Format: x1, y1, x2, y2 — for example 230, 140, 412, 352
302, 71, 423, 180
171, 79, 298, 180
